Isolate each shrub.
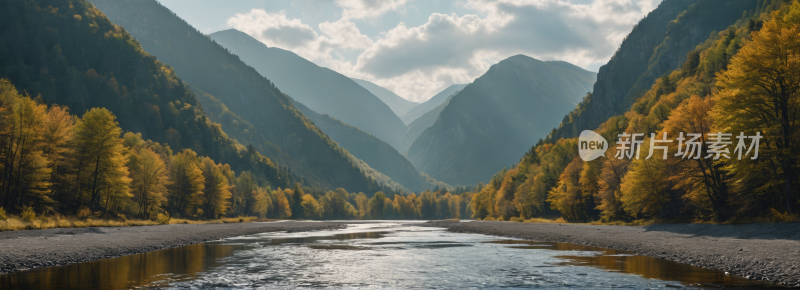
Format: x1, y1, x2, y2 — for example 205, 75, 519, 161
157, 213, 171, 225
77, 206, 92, 219
239, 218, 244, 223
0, 207, 6, 221
21, 206, 36, 222
769, 208, 799, 222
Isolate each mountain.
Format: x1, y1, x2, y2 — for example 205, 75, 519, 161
208, 29, 407, 150
407, 56, 596, 185
91, 0, 400, 195
290, 101, 432, 192
201, 29, 430, 191
0, 0, 300, 190
401, 84, 468, 124
351, 78, 419, 118
400, 91, 461, 154
547, 0, 759, 141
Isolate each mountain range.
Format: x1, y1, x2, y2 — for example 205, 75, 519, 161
208, 29, 407, 151
91, 0, 401, 194
401, 84, 468, 125
351, 78, 419, 118
407, 57, 596, 185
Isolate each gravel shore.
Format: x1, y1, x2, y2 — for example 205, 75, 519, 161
0, 221, 344, 274
423, 220, 800, 287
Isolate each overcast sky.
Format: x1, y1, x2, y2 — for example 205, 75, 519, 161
158, 0, 662, 102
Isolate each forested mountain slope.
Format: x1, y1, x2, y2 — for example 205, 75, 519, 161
548, 0, 759, 141
208, 29, 408, 150
0, 0, 301, 192
407, 56, 596, 185
90, 0, 398, 195
290, 101, 434, 192
470, 0, 797, 227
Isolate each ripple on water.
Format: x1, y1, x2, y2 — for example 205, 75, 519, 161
0, 222, 784, 289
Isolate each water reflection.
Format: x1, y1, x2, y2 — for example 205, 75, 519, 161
0, 243, 244, 290
0, 223, 783, 289
485, 239, 766, 288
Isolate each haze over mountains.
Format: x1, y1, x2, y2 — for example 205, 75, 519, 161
408, 56, 596, 185
401, 84, 468, 125
400, 91, 461, 154
351, 78, 420, 118
208, 29, 408, 151
92, 0, 401, 194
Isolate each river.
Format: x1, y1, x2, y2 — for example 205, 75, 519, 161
0, 221, 776, 289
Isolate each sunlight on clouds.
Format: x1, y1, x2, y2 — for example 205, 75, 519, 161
225, 0, 661, 102
337, 0, 410, 19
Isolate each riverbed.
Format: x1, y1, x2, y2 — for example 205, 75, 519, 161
0, 222, 780, 289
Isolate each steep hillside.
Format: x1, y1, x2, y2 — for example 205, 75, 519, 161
400, 92, 460, 154
208, 29, 407, 150
548, 0, 759, 141
470, 0, 796, 227
402, 84, 467, 124
407, 56, 596, 185
0, 0, 298, 190
91, 0, 399, 195
352, 78, 419, 117
290, 101, 432, 192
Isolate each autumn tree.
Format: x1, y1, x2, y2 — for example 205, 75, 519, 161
596, 149, 630, 222
200, 157, 232, 219
168, 149, 204, 216
273, 187, 293, 218
619, 139, 675, 219
125, 133, 169, 219
41, 105, 75, 201
663, 96, 729, 220
547, 157, 591, 221
251, 187, 272, 218
300, 194, 323, 219
713, 3, 800, 213
319, 188, 357, 219
368, 191, 387, 219
72, 107, 131, 211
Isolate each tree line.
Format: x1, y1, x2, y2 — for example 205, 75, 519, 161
469, 2, 800, 223
0, 79, 472, 221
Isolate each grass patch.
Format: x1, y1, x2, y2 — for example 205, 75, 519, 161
0, 215, 270, 231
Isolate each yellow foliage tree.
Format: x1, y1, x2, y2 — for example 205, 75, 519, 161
713, 3, 800, 213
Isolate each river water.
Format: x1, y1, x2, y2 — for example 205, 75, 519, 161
0, 221, 777, 289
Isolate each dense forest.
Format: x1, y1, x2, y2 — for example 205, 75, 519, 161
0, 79, 475, 221
469, 0, 800, 223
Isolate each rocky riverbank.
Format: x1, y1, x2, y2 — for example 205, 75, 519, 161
424, 220, 800, 287
0, 221, 345, 274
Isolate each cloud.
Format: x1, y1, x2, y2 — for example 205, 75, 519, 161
227, 9, 373, 62
227, 9, 318, 49
336, 0, 410, 19
350, 0, 660, 101
226, 0, 661, 102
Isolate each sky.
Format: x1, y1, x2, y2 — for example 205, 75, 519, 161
158, 0, 662, 102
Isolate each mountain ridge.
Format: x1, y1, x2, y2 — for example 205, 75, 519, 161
402, 84, 468, 125
351, 78, 419, 117
209, 29, 408, 150
407, 55, 596, 185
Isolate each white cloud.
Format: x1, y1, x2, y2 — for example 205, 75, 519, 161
227, 9, 318, 49
337, 0, 410, 19
226, 0, 661, 102
227, 9, 374, 64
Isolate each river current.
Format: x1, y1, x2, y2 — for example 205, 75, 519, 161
0, 221, 775, 289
